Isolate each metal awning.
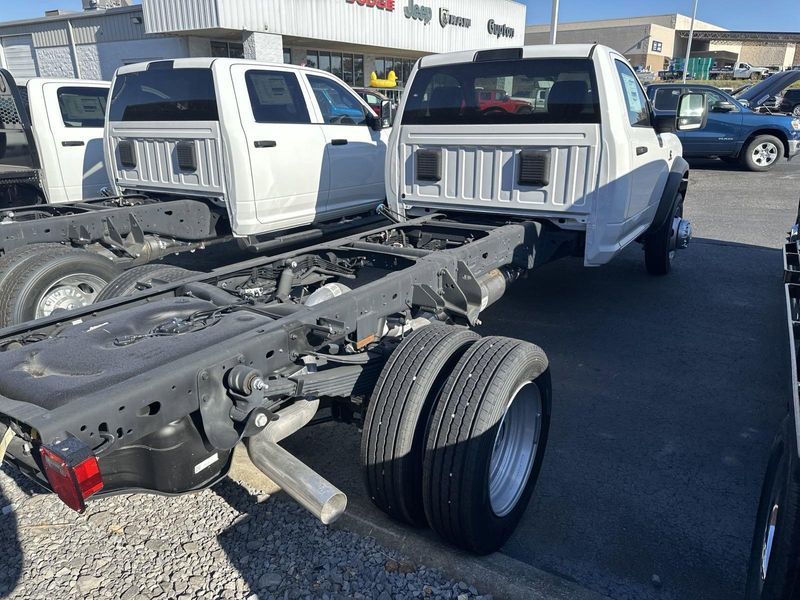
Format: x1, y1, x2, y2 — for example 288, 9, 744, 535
677, 30, 800, 45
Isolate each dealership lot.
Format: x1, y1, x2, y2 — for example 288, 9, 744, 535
1, 157, 799, 600
277, 158, 800, 600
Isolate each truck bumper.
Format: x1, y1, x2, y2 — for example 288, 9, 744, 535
788, 139, 800, 160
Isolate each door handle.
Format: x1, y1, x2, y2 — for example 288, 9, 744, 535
254, 140, 277, 148
331, 139, 349, 146
62, 140, 85, 147
636, 146, 648, 155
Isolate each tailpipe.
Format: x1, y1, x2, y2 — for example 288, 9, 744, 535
245, 434, 347, 525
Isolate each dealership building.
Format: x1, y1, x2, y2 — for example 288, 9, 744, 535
0, 0, 526, 86
525, 13, 800, 73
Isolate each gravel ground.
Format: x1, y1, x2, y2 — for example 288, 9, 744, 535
0, 466, 490, 600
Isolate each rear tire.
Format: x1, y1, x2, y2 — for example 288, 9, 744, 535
742, 135, 784, 171
422, 336, 551, 554
745, 416, 800, 600
94, 264, 196, 302
0, 247, 120, 326
361, 324, 480, 526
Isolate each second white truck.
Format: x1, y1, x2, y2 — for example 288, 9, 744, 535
0, 71, 110, 207
0, 60, 391, 326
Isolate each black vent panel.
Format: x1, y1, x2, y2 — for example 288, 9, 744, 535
118, 140, 136, 168
416, 149, 442, 182
176, 142, 197, 172
518, 150, 550, 186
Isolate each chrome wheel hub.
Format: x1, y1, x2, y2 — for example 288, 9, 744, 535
752, 142, 778, 167
36, 274, 108, 319
669, 217, 692, 252
489, 382, 542, 517
761, 502, 779, 581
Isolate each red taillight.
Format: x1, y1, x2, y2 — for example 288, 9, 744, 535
40, 441, 103, 512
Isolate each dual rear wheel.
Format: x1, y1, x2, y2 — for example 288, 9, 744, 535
361, 324, 551, 554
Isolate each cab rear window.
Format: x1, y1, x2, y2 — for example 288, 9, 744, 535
109, 68, 218, 122
402, 58, 600, 125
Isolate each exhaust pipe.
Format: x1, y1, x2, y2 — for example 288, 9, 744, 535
244, 400, 347, 525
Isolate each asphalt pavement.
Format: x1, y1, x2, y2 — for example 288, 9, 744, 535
278, 157, 800, 600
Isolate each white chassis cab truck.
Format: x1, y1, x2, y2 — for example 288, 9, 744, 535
0, 71, 110, 207
0, 59, 391, 326
0, 45, 706, 555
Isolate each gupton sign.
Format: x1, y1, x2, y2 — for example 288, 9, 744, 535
404, 0, 432, 25
345, 0, 396, 11
487, 19, 515, 38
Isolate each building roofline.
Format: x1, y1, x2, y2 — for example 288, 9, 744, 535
526, 12, 689, 29
0, 4, 140, 29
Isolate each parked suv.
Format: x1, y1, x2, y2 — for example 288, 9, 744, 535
776, 88, 800, 116
647, 83, 800, 170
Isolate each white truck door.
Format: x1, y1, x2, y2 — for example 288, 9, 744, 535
304, 73, 386, 215
231, 65, 330, 231
42, 82, 110, 203
612, 59, 669, 237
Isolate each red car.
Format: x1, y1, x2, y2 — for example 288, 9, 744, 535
352, 88, 392, 114
476, 89, 533, 114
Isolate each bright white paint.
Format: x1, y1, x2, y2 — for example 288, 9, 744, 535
25, 78, 111, 203
388, 44, 683, 267
107, 59, 389, 237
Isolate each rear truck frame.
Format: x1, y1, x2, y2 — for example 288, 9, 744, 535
0, 196, 383, 327
745, 207, 800, 599
0, 212, 575, 553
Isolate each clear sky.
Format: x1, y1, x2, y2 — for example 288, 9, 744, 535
4, 0, 800, 31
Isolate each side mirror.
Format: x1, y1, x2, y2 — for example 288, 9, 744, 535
711, 100, 735, 112
676, 92, 708, 131
369, 99, 393, 131
653, 114, 676, 134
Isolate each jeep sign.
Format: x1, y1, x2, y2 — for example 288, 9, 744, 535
487, 20, 515, 38
404, 0, 432, 24
345, 0, 396, 11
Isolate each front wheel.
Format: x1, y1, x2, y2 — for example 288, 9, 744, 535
644, 194, 690, 276
742, 135, 784, 171
745, 416, 800, 600
792, 105, 800, 118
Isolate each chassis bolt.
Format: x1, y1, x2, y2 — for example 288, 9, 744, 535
252, 377, 268, 391
254, 413, 269, 428
200, 371, 209, 381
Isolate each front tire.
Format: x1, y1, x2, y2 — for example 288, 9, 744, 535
742, 135, 784, 171
0, 247, 120, 326
422, 336, 551, 554
745, 416, 800, 600
644, 194, 684, 276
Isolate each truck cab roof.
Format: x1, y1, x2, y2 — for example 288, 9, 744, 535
116, 57, 332, 79
418, 43, 599, 69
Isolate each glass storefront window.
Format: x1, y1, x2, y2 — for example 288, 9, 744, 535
283, 48, 291, 64
299, 50, 365, 86
373, 57, 418, 85
210, 41, 244, 59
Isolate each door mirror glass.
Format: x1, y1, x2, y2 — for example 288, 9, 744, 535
676, 92, 708, 131
711, 100, 735, 113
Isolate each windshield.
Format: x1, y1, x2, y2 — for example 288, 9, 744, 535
109, 67, 218, 122
401, 58, 600, 126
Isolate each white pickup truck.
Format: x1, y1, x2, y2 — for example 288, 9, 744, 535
0, 60, 390, 325
388, 44, 703, 274
0, 44, 707, 557
0, 71, 110, 206
734, 62, 771, 80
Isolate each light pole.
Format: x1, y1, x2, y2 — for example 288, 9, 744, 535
682, 0, 699, 83
550, 0, 560, 44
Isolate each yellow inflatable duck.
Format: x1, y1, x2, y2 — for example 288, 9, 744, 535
370, 70, 398, 88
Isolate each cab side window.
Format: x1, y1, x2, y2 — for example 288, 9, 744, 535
614, 60, 651, 127
307, 75, 367, 126
57, 87, 108, 128
245, 70, 310, 124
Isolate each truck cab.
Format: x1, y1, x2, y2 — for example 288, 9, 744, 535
387, 44, 702, 270
106, 59, 391, 238
0, 71, 110, 206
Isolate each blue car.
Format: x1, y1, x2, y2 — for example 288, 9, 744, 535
647, 75, 800, 171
